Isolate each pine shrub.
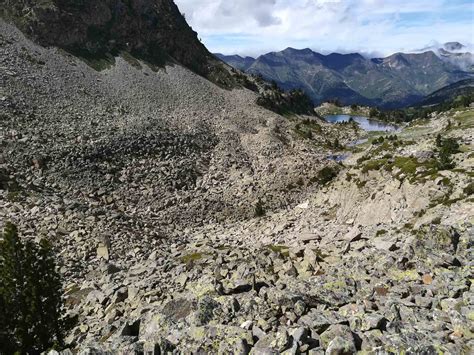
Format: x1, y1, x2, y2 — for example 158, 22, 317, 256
254, 199, 266, 217
0, 223, 67, 353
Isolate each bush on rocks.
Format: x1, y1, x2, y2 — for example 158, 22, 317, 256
437, 136, 460, 170
464, 182, 474, 196
254, 199, 266, 217
315, 166, 340, 186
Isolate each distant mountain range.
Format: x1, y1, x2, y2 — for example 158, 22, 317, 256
418, 42, 474, 72
216, 43, 473, 108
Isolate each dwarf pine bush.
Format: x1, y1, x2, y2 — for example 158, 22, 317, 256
0, 223, 67, 353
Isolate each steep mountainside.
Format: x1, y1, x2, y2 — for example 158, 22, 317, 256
1, 0, 234, 85
218, 47, 472, 108
417, 78, 474, 106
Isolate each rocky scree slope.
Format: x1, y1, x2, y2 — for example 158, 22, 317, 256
0, 17, 333, 246
0, 16, 347, 352
46, 108, 473, 354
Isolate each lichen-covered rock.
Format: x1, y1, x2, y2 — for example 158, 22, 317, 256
320, 325, 356, 352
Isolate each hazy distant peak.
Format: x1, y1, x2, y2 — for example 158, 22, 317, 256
444, 42, 465, 51
414, 42, 473, 72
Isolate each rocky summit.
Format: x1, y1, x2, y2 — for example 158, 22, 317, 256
1, 1, 473, 354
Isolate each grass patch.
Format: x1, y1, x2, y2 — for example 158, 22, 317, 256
393, 157, 439, 181
454, 110, 474, 128
357, 155, 371, 164
361, 159, 388, 174
6, 191, 22, 202
458, 145, 472, 153
393, 156, 418, 175
79, 54, 116, 71
359, 155, 441, 183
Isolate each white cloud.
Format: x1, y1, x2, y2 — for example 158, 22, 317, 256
175, 0, 473, 57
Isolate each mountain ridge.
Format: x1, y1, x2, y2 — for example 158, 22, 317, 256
217, 45, 473, 108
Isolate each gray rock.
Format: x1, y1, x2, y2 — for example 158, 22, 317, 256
320, 325, 356, 351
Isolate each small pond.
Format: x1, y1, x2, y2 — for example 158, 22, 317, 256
324, 115, 398, 132
326, 153, 350, 162
324, 115, 399, 162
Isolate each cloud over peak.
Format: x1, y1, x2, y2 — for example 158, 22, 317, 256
175, 0, 473, 57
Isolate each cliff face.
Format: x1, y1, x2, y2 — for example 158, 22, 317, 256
2, 0, 224, 79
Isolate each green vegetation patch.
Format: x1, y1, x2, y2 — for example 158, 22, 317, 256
312, 165, 340, 186
359, 155, 441, 183
254, 199, 266, 217
180, 252, 207, 265
257, 83, 315, 116
436, 135, 460, 170
294, 119, 323, 140
454, 110, 474, 129
393, 156, 440, 181
361, 159, 388, 174
464, 182, 474, 196
393, 156, 419, 175
80, 53, 116, 71
6, 190, 22, 202
0, 223, 70, 353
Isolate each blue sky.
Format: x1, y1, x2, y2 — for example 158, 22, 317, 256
174, 0, 474, 57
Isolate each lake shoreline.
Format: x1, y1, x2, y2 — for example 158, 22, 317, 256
324, 114, 399, 132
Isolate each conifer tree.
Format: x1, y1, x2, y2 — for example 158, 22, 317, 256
0, 222, 67, 353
